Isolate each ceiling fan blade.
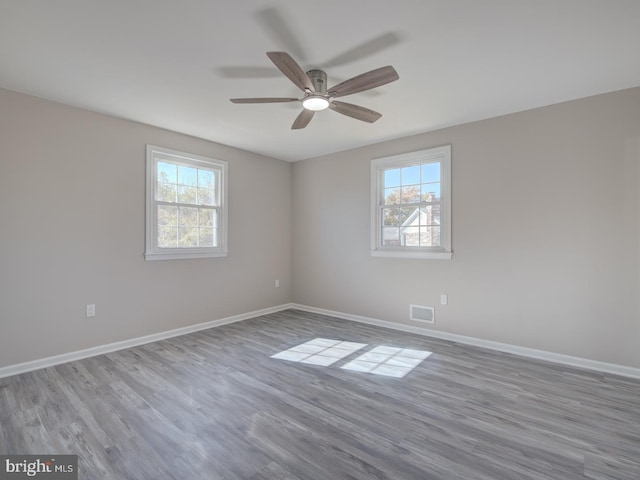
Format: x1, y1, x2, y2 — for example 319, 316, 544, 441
323, 32, 402, 68
256, 8, 307, 62
219, 66, 281, 79
266, 51, 314, 92
329, 101, 382, 123
291, 109, 315, 129
230, 97, 298, 104
328, 66, 399, 98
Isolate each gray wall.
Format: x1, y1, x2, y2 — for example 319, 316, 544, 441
292, 87, 640, 368
2, 86, 640, 371
0, 88, 292, 367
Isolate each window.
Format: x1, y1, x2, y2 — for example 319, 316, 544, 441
371, 145, 451, 259
145, 145, 227, 261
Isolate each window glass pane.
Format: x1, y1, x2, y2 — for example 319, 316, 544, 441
401, 185, 420, 204
158, 227, 178, 248
197, 187, 216, 206
157, 183, 177, 203
198, 169, 215, 189
212, 228, 218, 247
384, 168, 401, 188
383, 206, 417, 230
199, 228, 214, 247
157, 162, 177, 183
411, 207, 424, 227
157, 205, 177, 226
419, 205, 441, 226
178, 165, 197, 186
384, 187, 401, 205
178, 227, 198, 247
179, 207, 198, 227
430, 204, 441, 225
383, 207, 401, 226
421, 183, 440, 201
401, 165, 420, 185
421, 162, 440, 183
382, 227, 400, 246
400, 207, 417, 225
177, 185, 197, 204
402, 226, 420, 246
420, 226, 440, 247
199, 208, 214, 227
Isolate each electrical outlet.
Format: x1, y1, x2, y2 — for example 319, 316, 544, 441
440, 294, 448, 305
86, 304, 96, 317
275, 279, 280, 288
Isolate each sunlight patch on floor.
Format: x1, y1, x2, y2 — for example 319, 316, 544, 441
270, 338, 367, 366
342, 346, 432, 378
271, 338, 432, 378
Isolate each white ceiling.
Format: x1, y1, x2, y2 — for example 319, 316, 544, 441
1, 1, 639, 162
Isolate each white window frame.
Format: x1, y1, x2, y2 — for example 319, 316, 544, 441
145, 145, 228, 261
370, 145, 452, 259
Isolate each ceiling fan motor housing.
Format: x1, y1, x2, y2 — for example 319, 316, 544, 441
306, 69, 328, 94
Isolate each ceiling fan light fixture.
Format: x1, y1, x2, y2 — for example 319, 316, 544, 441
302, 95, 330, 111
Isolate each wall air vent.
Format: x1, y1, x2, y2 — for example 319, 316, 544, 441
410, 304, 435, 324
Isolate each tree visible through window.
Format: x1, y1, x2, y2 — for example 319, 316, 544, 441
156, 162, 217, 248
145, 145, 227, 261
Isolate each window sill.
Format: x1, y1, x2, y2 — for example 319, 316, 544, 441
370, 249, 452, 260
145, 250, 228, 261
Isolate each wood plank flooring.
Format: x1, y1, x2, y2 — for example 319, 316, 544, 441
1, 309, 639, 479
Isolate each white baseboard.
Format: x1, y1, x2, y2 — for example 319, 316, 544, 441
0, 303, 294, 379
3, 303, 639, 381
290, 304, 640, 380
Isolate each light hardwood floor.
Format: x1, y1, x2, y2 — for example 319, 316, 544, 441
1, 309, 639, 479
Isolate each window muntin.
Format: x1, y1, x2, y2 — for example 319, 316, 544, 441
146, 145, 227, 260
371, 146, 451, 259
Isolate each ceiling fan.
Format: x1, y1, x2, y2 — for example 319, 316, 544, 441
230, 51, 399, 130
